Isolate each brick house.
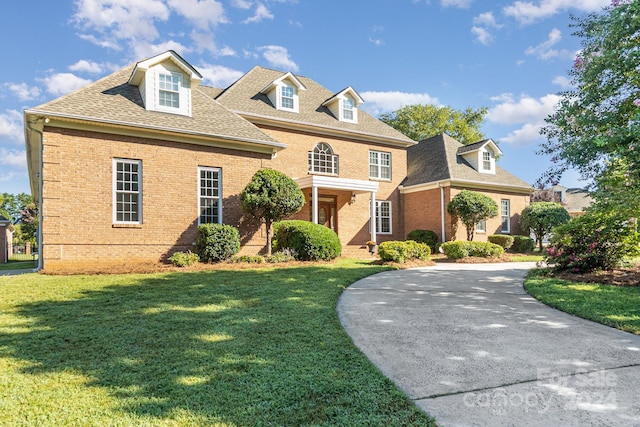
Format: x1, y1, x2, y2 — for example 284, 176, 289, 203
24, 51, 531, 269
401, 134, 532, 242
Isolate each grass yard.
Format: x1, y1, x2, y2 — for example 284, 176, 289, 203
0, 260, 36, 271
0, 259, 435, 427
525, 269, 640, 335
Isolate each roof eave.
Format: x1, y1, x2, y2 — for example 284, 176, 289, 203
400, 178, 532, 194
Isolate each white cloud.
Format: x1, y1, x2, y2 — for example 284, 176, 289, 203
369, 37, 384, 47
39, 73, 92, 96
231, 0, 252, 9
359, 91, 440, 116
524, 28, 574, 60
166, 0, 227, 31
471, 26, 494, 45
73, 0, 170, 42
0, 147, 26, 168
258, 45, 298, 71
0, 110, 24, 142
552, 75, 573, 89
487, 93, 561, 145
473, 12, 501, 28
69, 59, 104, 74
132, 40, 191, 59
503, 0, 609, 25
242, 3, 274, 24
198, 63, 244, 87
5, 83, 41, 102
77, 33, 121, 50
441, 0, 473, 8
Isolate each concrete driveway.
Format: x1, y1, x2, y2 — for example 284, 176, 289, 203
338, 262, 640, 427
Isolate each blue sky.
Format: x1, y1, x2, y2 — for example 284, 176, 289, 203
0, 0, 611, 195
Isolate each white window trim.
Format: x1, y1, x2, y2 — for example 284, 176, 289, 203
340, 97, 357, 123
278, 83, 299, 113
476, 219, 486, 233
154, 70, 190, 116
113, 158, 142, 225
369, 150, 391, 180
309, 143, 339, 175
501, 199, 510, 233
198, 166, 222, 225
375, 200, 392, 235
480, 149, 496, 174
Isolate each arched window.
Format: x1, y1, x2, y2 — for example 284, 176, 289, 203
308, 143, 339, 175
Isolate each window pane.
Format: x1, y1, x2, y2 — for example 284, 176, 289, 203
199, 168, 221, 224
114, 159, 141, 223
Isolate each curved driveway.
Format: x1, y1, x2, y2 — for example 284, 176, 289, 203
338, 263, 640, 427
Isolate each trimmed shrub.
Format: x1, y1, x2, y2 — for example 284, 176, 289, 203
229, 255, 265, 264
488, 234, 514, 250
511, 235, 535, 253
441, 241, 504, 259
197, 223, 241, 263
168, 251, 200, 267
273, 220, 341, 261
406, 229, 439, 252
545, 210, 640, 273
266, 248, 298, 263
378, 240, 431, 263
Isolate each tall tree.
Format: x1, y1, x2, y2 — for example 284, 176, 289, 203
379, 104, 488, 144
0, 193, 33, 223
447, 190, 498, 241
240, 169, 305, 256
540, 0, 640, 216
520, 202, 571, 252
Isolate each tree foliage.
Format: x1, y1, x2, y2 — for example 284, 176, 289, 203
540, 0, 640, 216
240, 169, 305, 255
0, 193, 33, 223
379, 104, 488, 144
447, 190, 498, 241
519, 202, 571, 252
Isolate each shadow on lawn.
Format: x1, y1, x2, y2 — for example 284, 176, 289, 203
3, 265, 423, 426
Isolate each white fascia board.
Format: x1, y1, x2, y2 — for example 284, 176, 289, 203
296, 175, 379, 193
400, 178, 532, 194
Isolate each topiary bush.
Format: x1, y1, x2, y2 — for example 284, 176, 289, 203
273, 220, 341, 261
545, 210, 640, 273
406, 229, 439, 252
488, 234, 514, 250
378, 240, 431, 263
168, 250, 200, 267
197, 223, 241, 263
440, 241, 504, 259
511, 235, 535, 253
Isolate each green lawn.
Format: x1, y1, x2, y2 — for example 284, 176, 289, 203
524, 269, 640, 335
0, 260, 36, 271
0, 259, 435, 427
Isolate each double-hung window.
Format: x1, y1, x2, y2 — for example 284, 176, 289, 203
476, 220, 486, 233
482, 151, 492, 171
281, 85, 295, 110
501, 199, 510, 233
113, 159, 141, 224
342, 98, 354, 121
369, 151, 391, 180
159, 73, 181, 109
375, 200, 392, 234
199, 167, 222, 224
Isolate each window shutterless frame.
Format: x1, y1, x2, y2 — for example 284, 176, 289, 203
198, 166, 222, 225
369, 150, 391, 180
113, 158, 142, 224
501, 199, 510, 233
375, 200, 392, 234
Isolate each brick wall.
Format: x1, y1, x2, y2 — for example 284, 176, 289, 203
0, 224, 6, 263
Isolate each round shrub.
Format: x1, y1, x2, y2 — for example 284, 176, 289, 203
378, 240, 431, 263
168, 250, 200, 267
511, 235, 535, 253
488, 234, 514, 250
406, 229, 439, 252
197, 223, 241, 263
441, 241, 504, 259
273, 220, 341, 261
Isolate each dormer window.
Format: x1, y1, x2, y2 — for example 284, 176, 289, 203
281, 85, 295, 110
482, 151, 492, 171
128, 50, 202, 118
159, 73, 181, 108
323, 87, 363, 124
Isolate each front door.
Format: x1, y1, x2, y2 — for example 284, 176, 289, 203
316, 196, 337, 233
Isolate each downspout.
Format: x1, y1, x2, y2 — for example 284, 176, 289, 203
439, 182, 446, 242
25, 118, 44, 271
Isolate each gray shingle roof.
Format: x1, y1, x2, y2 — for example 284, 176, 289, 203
405, 133, 532, 190
214, 66, 416, 146
26, 64, 283, 147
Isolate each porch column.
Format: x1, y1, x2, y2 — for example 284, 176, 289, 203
312, 185, 319, 224
369, 191, 376, 243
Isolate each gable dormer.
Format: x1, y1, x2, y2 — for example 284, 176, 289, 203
322, 87, 364, 124
457, 139, 502, 175
260, 72, 306, 113
128, 50, 202, 117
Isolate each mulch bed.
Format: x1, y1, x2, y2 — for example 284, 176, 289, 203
551, 267, 640, 287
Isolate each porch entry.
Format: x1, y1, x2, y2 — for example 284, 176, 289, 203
313, 195, 337, 233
